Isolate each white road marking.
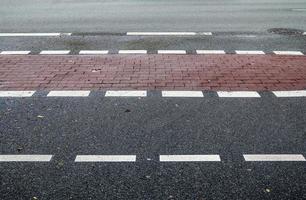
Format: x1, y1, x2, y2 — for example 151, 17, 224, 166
235, 50, 265, 55
162, 91, 204, 97
196, 50, 226, 54
47, 91, 90, 97
158, 50, 186, 54
105, 90, 147, 97
79, 50, 109, 55
160, 155, 221, 162
243, 154, 306, 161
0, 33, 71, 37
0, 91, 35, 97
0, 155, 52, 162
75, 155, 136, 162
304, 32, 306, 35
273, 51, 304, 55
118, 50, 147, 54
40, 50, 70, 55
217, 91, 261, 98
0, 51, 30, 55
272, 90, 306, 97
127, 32, 212, 36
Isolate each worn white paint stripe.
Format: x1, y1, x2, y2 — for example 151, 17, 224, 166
47, 91, 90, 97
0, 51, 30, 55
158, 50, 186, 54
196, 50, 226, 54
118, 50, 147, 54
105, 90, 147, 97
127, 32, 212, 36
160, 155, 221, 162
0, 91, 35, 97
273, 51, 304, 55
235, 50, 265, 55
217, 91, 261, 98
75, 155, 136, 162
0, 155, 52, 162
304, 32, 306, 35
162, 91, 204, 97
0, 33, 71, 37
272, 90, 306, 97
40, 50, 70, 55
79, 50, 109, 55
244, 154, 305, 161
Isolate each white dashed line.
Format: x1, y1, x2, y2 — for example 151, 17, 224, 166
272, 90, 306, 97
0, 155, 53, 162
75, 155, 136, 162
0, 33, 71, 37
0, 91, 35, 97
158, 50, 186, 54
196, 50, 226, 54
162, 91, 204, 97
118, 50, 147, 54
0, 51, 31, 55
303, 32, 306, 35
235, 50, 265, 55
243, 154, 306, 162
273, 51, 304, 55
105, 90, 147, 97
47, 91, 90, 97
126, 32, 212, 36
217, 91, 261, 98
160, 155, 221, 162
40, 50, 70, 55
79, 50, 109, 55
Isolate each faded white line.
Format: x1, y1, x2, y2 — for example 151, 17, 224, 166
291, 8, 306, 12
75, 155, 136, 162
0, 155, 52, 162
118, 50, 147, 54
47, 91, 90, 97
40, 50, 70, 55
272, 90, 306, 97
105, 90, 147, 97
0, 91, 35, 97
158, 50, 186, 54
217, 91, 261, 98
127, 32, 212, 36
162, 91, 203, 97
244, 154, 305, 161
273, 51, 304, 55
0, 51, 30, 55
196, 50, 226, 54
235, 50, 265, 55
0, 33, 71, 37
79, 50, 109, 55
160, 155, 221, 162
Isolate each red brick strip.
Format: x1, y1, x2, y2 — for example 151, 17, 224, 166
0, 55, 305, 91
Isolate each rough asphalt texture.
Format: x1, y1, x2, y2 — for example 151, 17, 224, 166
0, 96, 306, 199
0, 0, 306, 32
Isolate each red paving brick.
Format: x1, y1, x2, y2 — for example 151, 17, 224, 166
0, 55, 306, 91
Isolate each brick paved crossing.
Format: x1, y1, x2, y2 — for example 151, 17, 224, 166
0, 55, 305, 91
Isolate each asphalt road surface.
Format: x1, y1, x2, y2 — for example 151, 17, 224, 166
0, 94, 306, 199
0, 0, 306, 33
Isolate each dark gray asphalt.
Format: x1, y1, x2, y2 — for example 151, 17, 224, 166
0, 93, 305, 199
0, 0, 306, 32
1, 34, 306, 53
